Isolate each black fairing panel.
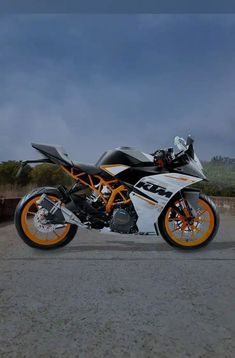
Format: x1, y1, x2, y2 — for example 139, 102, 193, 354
115, 166, 167, 185
96, 147, 152, 167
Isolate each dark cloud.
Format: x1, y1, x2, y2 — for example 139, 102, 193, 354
0, 15, 235, 162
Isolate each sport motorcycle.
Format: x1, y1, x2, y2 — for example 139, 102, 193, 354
15, 135, 219, 250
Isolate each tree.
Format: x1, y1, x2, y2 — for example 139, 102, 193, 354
0, 160, 32, 186
30, 164, 73, 187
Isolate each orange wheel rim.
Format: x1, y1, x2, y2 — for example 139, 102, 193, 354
21, 196, 71, 246
165, 199, 215, 247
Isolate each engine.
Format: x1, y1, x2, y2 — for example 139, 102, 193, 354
71, 183, 137, 232
110, 206, 137, 234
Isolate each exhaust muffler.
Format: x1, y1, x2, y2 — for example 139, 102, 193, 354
36, 194, 86, 228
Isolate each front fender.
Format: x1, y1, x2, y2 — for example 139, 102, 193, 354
181, 187, 201, 215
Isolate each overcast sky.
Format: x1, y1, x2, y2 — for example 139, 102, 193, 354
0, 14, 235, 162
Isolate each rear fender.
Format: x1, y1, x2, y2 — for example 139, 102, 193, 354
16, 187, 63, 209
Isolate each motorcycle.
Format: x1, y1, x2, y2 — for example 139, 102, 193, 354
14, 135, 219, 250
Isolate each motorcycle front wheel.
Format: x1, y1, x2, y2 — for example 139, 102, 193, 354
159, 193, 219, 249
15, 191, 77, 250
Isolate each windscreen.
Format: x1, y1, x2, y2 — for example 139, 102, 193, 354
173, 136, 205, 179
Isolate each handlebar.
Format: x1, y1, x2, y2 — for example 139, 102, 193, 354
151, 135, 195, 169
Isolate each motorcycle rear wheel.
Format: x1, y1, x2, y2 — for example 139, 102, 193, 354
159, 193, 219, 249
15, 192, 77, 250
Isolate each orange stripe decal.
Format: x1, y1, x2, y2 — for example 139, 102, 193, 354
164, 175, 194, 182
134, 193, 156, 206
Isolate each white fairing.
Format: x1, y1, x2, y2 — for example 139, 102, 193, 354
101, 165, 130, 176
130, 172, 202, 233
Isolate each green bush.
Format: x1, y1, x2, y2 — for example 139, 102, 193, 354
30, 164, 73, 187
0, 161, 31, 186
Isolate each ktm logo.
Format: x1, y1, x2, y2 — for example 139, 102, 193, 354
136, 181, 173, 198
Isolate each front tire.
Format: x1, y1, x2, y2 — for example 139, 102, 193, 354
159, 193, 220, 249
15, 190, 77, 250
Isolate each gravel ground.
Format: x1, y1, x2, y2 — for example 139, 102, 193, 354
0, 214, 235, 358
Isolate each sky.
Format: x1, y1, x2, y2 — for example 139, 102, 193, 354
0, 14, 235, 162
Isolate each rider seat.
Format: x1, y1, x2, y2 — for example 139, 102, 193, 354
73, 162, 103, 175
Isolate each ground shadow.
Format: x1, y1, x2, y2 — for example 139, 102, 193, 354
0, 220, 13, 228
62, 239, 235, 253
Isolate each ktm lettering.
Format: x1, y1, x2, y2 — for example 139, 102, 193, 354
136, 181, 173, 198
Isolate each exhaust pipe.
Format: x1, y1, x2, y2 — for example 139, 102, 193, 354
36, 194, 87, 228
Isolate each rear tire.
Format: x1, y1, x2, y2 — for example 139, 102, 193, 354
159, 193, 220, 250
15, 190, 77, 250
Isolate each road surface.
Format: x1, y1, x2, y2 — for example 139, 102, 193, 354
0, 214, 235, 357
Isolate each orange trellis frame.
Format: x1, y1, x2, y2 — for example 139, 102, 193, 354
61, 166, 130, 212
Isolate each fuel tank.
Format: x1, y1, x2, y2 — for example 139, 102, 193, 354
96, 147, 153, 167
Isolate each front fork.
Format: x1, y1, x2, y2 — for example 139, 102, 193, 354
170, 190, 200, 224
